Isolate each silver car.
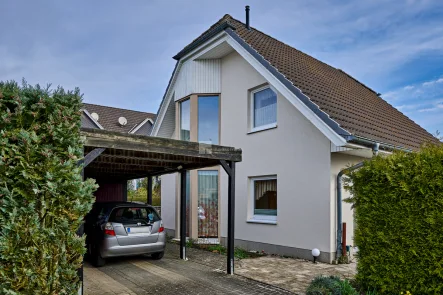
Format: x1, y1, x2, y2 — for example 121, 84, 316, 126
84, 202, 166, 266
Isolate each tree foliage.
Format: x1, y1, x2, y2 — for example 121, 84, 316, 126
345, 144, 443, 294
0, 80, 97, 294
127, 177, 161, 206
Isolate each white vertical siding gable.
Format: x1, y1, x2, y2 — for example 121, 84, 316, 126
174, 59, 221, 100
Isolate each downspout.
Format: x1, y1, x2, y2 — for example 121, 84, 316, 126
336, 142, 379, 258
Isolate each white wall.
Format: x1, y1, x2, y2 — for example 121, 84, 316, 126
330, 153, 365, 249
220, 51, 333, 254
160, 173, 177, 232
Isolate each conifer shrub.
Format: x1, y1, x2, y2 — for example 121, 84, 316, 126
0, 80, 97, 294
345, 144, 443, 294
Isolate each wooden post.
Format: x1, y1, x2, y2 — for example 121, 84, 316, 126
147, 176, 153, 205
180, 170, 187, 260
227, 161, 235, 275
342, 222, 347, 256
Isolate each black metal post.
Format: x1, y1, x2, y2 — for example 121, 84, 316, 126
180, 170, 187, 260
227, 161, 236, 274
77, 225, 84, 295
147, 176, 153, 205
78, 165, 85, 295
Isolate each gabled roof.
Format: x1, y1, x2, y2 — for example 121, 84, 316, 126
82, 103, 156, 135
174, 14, 438, 150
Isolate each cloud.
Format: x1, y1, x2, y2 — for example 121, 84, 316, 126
383, 77, 443, 101
418, 103, 443, 112
383, 76, 443, 132
260, 0, 443, 84
423, 77, 443, 86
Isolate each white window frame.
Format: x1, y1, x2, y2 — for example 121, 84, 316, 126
179, 98, 191, 141
249, 85, 278, 134
247, 175, 277, 224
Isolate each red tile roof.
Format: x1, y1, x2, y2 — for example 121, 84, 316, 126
179, 14, 438, 150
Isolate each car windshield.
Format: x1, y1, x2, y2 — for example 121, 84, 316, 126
108, 207, 160, 225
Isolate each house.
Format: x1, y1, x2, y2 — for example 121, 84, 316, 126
81, 103, 156, 202
150, 10, 438, 262
81, 103, 156, 135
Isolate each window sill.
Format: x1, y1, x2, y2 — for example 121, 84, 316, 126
247, 219, 277, 225
247, 123, 277, 135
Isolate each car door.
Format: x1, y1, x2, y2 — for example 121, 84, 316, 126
108, 207, 159, 246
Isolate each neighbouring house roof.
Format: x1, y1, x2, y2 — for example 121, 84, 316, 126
82, 103, 156, 135
174, 14, 438, 150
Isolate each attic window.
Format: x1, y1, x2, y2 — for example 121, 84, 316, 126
249, 86, 277, 133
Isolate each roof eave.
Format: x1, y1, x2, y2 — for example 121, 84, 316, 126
173, 21, 236, 60
82, 109, 104, 130
344, 134, 413, 152
151, 61, 179, 136
130, 117, 154, 134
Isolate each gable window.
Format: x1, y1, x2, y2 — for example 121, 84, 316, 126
248, 176, 277, 223
250, 86, 277, 132
180, 99, 190, 141
198, 95, 219, 145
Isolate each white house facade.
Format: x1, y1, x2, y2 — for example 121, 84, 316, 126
151, 14, 437, 262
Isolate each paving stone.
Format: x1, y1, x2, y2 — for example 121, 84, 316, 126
84, 242, 356, 295
236, 256, 356, 294
84, 243, 292, 295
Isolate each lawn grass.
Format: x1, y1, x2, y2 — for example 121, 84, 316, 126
179, 239, 264, 259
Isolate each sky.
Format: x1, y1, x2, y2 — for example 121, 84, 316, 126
1, 0, 443, 135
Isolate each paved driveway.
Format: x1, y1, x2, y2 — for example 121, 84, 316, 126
84, 245, 292, 295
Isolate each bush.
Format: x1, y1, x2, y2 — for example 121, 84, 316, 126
0, 81, 97, 294
334, 279, 359, 295
306, 276, 341, 295
345, 144, 443, 294
306, 276, 358, 295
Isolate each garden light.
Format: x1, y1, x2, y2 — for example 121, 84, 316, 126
312, 248, 320, 263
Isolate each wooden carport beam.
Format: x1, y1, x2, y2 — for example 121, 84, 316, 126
78, 147, 106, 168
81, 128, 241, 162
147, 176, 153, 205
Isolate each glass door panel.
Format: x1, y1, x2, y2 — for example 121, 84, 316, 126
198, 170, 219, 238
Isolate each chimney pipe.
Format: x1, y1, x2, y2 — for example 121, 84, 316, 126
245, 5, 250, 30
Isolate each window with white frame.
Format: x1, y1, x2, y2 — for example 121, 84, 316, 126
249, 176, 277, 222
180, 99, 190, 141
250, 86, 277, 132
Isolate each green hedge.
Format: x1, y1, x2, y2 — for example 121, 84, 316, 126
0, 81, 97, 294
345, 144, 443, 294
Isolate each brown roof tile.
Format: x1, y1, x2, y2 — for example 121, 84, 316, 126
181, 14, 438, 150
82, 103, 156, 134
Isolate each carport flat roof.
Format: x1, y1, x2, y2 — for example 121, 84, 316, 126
81, 128, 242, 180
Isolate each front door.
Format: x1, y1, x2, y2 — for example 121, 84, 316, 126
197, 170, 219, 238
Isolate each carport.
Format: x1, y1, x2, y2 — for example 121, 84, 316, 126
78, 128, 242, 293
